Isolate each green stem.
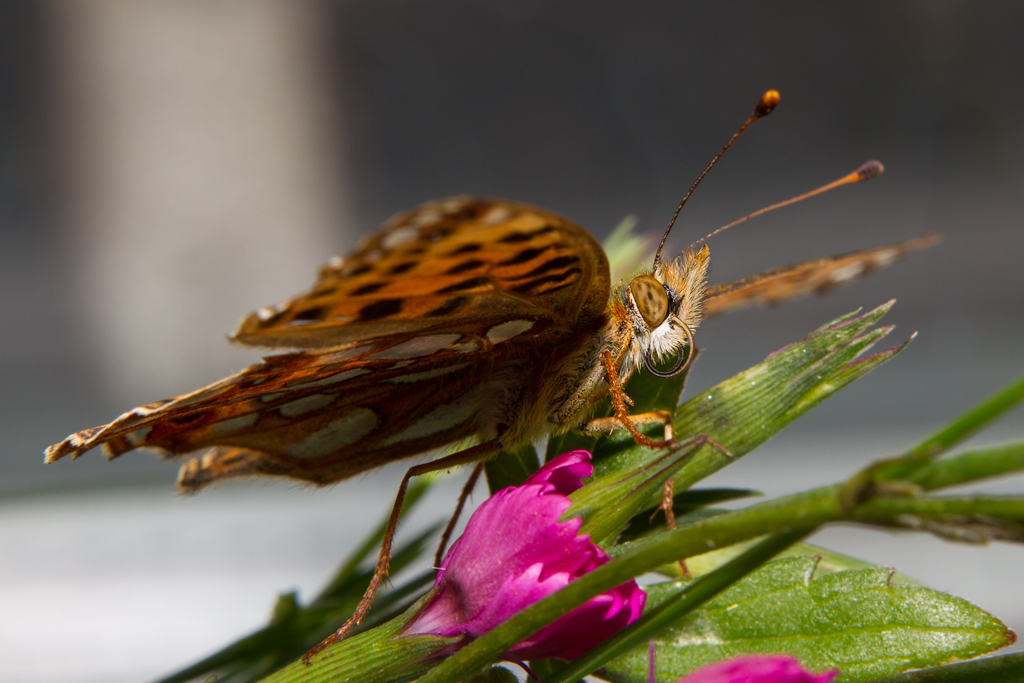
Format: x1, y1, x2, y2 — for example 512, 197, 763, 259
906, 442, 1024, 491
905, 374, 1024, 460
854, 495, 1024, 521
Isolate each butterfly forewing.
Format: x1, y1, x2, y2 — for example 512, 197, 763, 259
703, 235, 940, 317
232, 197, 610, 350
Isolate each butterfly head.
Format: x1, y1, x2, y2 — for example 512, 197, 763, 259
622, 244, 710, 378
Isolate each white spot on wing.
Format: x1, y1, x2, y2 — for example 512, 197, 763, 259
382, 395, 475, 446
441, 198, 468, 214
382, 226, 419, 250
369, 334, 461, 359
486, 320, 534, 344
451, 340, 481, 353
873, 250, 898, 268
278, 394, 337, 418
480, 205, 512, 225
124, 426, 152, 446
412, 209, 442, 226
208, 413, 259, 436
285, 408, 379, 458
829, 262, 865, 284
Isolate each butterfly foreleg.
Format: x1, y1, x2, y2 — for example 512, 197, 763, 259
303, 439, 502, 664
595, 350, 674, 448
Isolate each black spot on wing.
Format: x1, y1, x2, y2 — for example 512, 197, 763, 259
448, 243, 482, 255
351, 282, 386, 296
510, 255, 580, 280
436, 277, 491, 294
358, 298, 404, 320
347, 264, 372, 276
388, 262, 417, 275
498, 246, 550, 266
170, 410, 208, 424
293, 306, 329, 322
446, 259, 486, 274
425, 296, 469, 317
511, 268, 583, 294
498, 225, 556, 243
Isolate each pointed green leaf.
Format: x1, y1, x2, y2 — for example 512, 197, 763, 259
868, 652, 1024, 682
260, 592, 461, 683
580, 303, 908, 529
602, 557, 1013, 683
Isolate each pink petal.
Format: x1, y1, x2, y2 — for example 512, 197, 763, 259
404, 450, 646, 660
508, 576, 646, 660
523, 450, 594, 495
678, 655, 839, 683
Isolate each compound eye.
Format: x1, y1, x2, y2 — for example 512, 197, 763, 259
629, 275, 670, 329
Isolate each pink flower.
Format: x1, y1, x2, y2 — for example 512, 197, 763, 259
671, 655, 839, 683
404, 450, 646, 660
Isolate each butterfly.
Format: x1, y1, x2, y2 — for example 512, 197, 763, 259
43, 90, 937, 648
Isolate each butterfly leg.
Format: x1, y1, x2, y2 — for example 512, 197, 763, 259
303, 439, 501, 664
434, 462, 485, 566
659, 478, 691, 578
596, 350, 675, 448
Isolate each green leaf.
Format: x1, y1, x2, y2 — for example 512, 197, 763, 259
655, 537, 921, 586
462, 666, 521, 683
601, 557, 1013, 683
260, 592, 461, 683
867, 652, 1024, 682
485, 442, 540, 492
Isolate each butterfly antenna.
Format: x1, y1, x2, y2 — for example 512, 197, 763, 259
651, 89, 780, 272
685, 160, 884, 252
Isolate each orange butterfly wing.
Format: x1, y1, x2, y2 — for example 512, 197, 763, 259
232, 197, 609, 349
703, 235, 940, 318
45, 198, 612, 490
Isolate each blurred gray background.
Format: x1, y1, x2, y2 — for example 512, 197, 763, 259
1, 2, 1022, 681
